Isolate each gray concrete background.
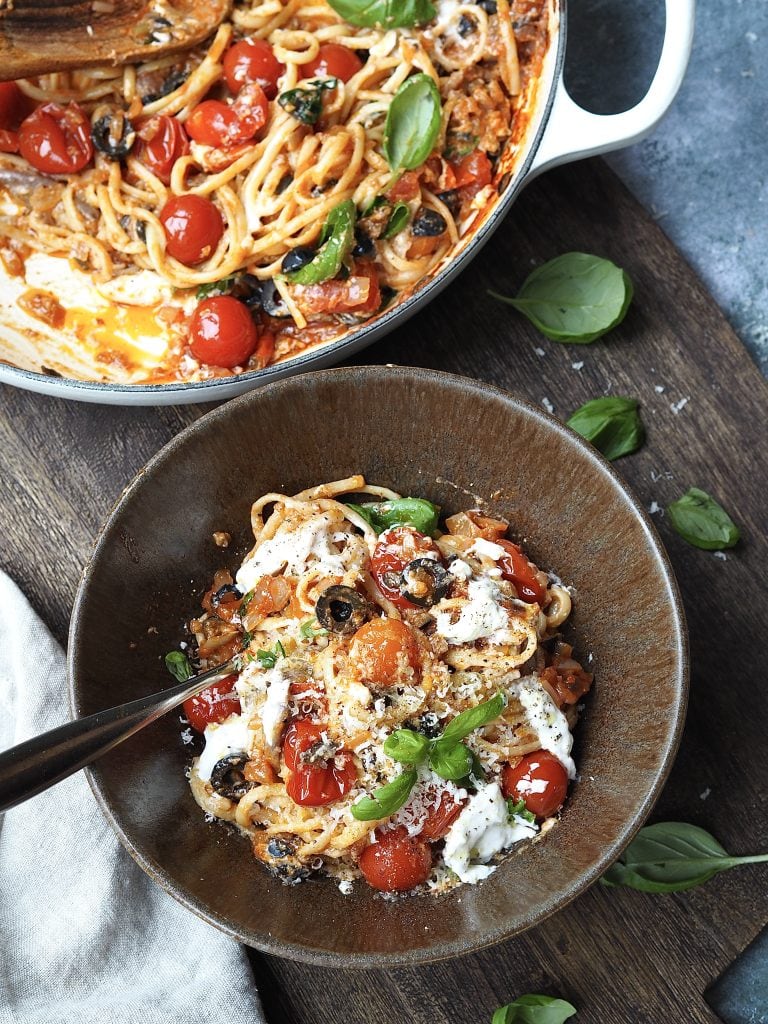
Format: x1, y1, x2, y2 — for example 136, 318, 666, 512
565, 0, 767, 375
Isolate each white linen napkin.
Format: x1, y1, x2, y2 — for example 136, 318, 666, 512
0, 571, 265, 1024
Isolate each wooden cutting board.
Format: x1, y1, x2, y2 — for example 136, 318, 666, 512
1, 158, 766, 1024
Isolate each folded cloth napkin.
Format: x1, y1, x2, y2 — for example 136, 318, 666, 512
0, 571, 265, 1024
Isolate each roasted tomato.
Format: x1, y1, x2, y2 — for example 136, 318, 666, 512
540, 643, 593, 707
186, 83, 268, 148
419, 791, 465, 841
450, 149, 492, 189
242, 575, 292, 620
134, 114, 189, 184
183, 673, 241, 732
160, 194, 224, 265
18, 102, 93, 174
350, 617, 420, 685
496, 540, 546, 604
283, 719, 356, 806
302, 43, 363, 83
292, 263, 381, 317
359, 827, 433, 891
502, 750, 568, 819
189, 295, 258, 368
223, 37, 285, 98
0, 81, 34, 153
386, 170, 420, 203
370, 526, 441, 609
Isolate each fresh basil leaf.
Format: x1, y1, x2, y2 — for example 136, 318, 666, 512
345, 497, 440, 536
566, 396, 644, 461
507, 798, 536, 824
383, 202, 410, 238
489, 252, 633, 344
256, 640, 285, 669
439, 692, 505, 746
666, 488, 740, 550
383, 73, 442, 174
492, 994, 577, 1024
326, 0, 435, 28
284, 198, 356, 285
165, 650, 192, 682
300, 617, 329, 639
600, 822, 768, 893
384, 729, 430, 765
196, 275, 235, 300
278, 77, 339, 125
351, 769, 418, 821
430, 740, 474, 781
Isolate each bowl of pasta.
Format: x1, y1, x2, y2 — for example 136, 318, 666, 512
69, 366, 688, 964
0, 0, 694, 404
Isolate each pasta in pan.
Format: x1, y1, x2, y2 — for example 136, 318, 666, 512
0, 0, 551, 383
171, 476, 593, 894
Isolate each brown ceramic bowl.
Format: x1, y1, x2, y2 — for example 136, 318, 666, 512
68, 366, 688, 966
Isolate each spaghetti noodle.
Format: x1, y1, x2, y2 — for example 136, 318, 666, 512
0, 0, 550, 383
173, 476, 593, 894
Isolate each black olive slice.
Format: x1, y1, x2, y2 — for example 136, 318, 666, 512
91, 107, 136, 160
315, 585, 373, 634
400, 558, 451, 608
281, 246, 315, 273
211, 583, 241, 607
210, 752, 253, 800
411, 208, 447, 237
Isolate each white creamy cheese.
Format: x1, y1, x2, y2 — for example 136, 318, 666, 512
469, 538, 506, 561
96, 270, 175, 307
513, 676, 576, 778
261, 666, 291, 749
448, 558, 473, 580
236, 513, 348, 591
196, 715, 253, 782
434, 576, 508, 644
443, 782, 538, 883
24, 253, 109, 311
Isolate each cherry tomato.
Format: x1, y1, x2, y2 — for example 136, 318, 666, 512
419, 791, 465, 841
0, 81, 34, 153
502, 750, 568, 819
359, 827, 433, 892
350, 617, 420, 685
135, 114, 189, 184
160, 194, 224, 265
186, 83, 268, 148
283, 719, 356, 806
189, 296, 258, 368
253, 330, 275, 369
450, 149, 492, 189
18, 101, 93, 175
223, 37, 285, 99
302, 44, 363, 83
183, 673, 241, 732
496, 540, 546, 604
293, 263, 381, 316
370, 526, 441, 610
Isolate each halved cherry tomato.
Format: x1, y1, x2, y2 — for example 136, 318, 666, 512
18, 101, 93, 175
135, 114, 189, 184
370, 526, 441, 609
189, 295, 258, 368
186, 83, 268, 148
253, 330, 275, 369
283, 719, 356, 806
160, 194, 224, 265
283, 718, 323, 771
242, 575, 292, 619
450, 149, 492, 190
223, 37, 285, 98
387, 170, 420, 203
359, 827, 433, 891
419, 791, 465, 841
0, 82, 34, 153
292, 263, 381, 317
183, 673, 241, 732
502, 750, 568, 818
302, 43, 363, 83
496, 539, 546, 604
350, 617, 420, 685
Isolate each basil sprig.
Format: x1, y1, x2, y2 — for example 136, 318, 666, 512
284, 198, 356, 286
326, 0, 435, 28
256, 640, 286, 669
566, 396, 644, 461
383, 729, 430, 765
351, 769, 418, 821
383, 201, 410, 238
196, 275, 235, 300
345, 496, 440, 536
278, 77, 339, 125
666, 488, 740, 550
165, 650, 192, 682
438, 692, 505, 745
383, 73, 442, 174
489, 252, 633, 344
492, 995, 577, 1024
601, 822, 768, 893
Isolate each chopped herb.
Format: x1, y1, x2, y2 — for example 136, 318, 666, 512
256, 640, 286, 669
300, 618, 329, 639
165, 650, 192, 682
278, 78, 339, 126
239, 589, 254, 615
196, 276, 236, 300
444, 132, 479, 160
507, 798, 535, 824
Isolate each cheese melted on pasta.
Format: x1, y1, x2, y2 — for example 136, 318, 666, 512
180, 476, 593, 894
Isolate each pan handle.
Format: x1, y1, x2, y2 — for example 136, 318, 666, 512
528, 0, 695, 178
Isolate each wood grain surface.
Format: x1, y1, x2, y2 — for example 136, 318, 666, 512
1, 158, 766, 1023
